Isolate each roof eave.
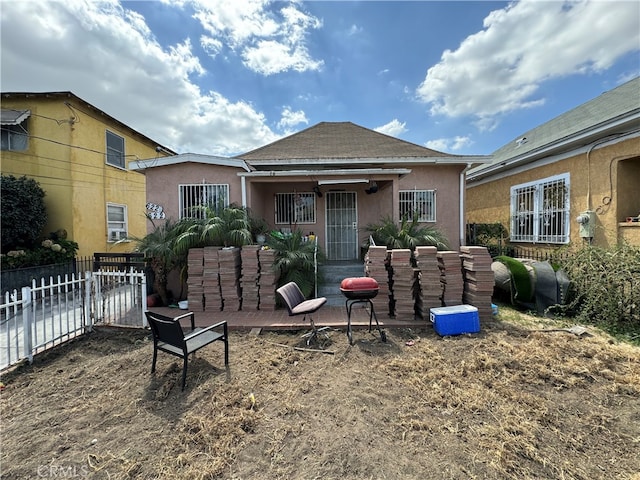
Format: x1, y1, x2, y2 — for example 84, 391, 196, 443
129, 153, 251, 172
238, 155, 491, 166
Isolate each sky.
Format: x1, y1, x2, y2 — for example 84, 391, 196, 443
1, 0, 639, 158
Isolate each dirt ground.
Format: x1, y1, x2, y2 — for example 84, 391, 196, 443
1, 306, 639, 480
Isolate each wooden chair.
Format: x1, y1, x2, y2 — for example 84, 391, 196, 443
145, 311, 228, 391
276, 282, 328, 345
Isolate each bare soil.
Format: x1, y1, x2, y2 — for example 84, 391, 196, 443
1, 307, 639, 480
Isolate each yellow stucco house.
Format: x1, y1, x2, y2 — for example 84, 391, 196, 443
467, 77, 640, 253
1, 92, 175, 258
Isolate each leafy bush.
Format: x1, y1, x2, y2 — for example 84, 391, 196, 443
555, 243, 640, 342
1, 233, 78, 269
1, 175, 47, 251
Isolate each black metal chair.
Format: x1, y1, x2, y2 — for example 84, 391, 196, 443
145, 311, 228, 391
276, 282, 328, 345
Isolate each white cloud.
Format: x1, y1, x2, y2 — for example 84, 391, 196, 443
416, 0, 640, 128
425, 136, 473, 153
374, 119, 407, 138
348, 24, 363, 36
0, 0, 279, 156
278, 107, 308, 132
192, 0, 323, 75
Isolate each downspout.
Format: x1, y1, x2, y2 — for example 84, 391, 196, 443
459, 164, 472, 247
241, 176, 247, 208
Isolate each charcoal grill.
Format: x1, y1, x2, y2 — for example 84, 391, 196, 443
340, 277, 386, 345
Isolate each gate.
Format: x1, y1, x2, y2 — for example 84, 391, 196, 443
91, 269, 147, 327
325, 191, 359, 260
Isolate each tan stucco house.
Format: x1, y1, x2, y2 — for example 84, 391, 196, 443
130, 122, 490, 260
466, 77, 640, 252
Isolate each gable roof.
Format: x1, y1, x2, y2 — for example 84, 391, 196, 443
468, 76, 640, 181
236, 121, 462, 162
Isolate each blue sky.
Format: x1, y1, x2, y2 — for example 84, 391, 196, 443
1, 0, 638, 157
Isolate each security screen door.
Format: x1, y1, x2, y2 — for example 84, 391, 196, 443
325, 191, 358, 261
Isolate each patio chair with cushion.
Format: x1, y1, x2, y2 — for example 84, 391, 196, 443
145, 311, 228, 391
276, 281, 328, 345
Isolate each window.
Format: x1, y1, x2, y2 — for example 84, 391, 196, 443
106, 130, 125, 168
399, 189, 436, 222
179, 184, 229, 219
275, 192, 316, 225
1, 109, 29, 151
107, 203, 128, 242
510, 173, 570, 244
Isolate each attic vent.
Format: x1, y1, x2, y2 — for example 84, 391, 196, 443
515, 137, 528, 147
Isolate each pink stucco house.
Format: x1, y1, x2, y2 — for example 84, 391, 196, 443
130, 122, 489, 260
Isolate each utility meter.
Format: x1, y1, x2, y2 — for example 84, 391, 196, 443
576, 210, 595, 238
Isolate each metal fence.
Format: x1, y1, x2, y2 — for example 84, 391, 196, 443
1, 269, 147, 371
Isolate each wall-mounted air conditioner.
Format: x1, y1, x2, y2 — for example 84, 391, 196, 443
108, 229, 128, 242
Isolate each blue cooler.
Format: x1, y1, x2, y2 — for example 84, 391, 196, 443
430, 305, 480, 336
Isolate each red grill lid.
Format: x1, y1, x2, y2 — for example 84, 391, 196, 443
340, 277, 379, 291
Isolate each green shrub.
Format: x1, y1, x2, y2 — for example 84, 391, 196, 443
1, 175, 47, 251
1, 233, 78, 269
555, 243, 640, 342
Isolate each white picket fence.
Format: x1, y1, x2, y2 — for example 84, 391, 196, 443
1, 269, 147, 371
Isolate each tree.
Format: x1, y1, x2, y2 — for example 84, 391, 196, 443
1, 175, 48, 251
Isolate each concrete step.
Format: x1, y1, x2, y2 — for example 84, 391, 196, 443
318, 262, 366, 306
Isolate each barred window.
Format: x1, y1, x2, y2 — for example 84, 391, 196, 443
179, 184, 229, 219
510, 174, 569, 244
106, 130, 125, 168
399, 189, 436, 222
275, 192, 316, 225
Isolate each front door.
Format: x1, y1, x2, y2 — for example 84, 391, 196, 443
325, 191, 358, 261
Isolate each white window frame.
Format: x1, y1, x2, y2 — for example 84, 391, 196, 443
1, 118, 29, 151
275, 192, 316, 225
510, 173, 570, 244
179, 183, 229, 219
106, 130, 125, 168
107, 203, 128, 242
399, 189, 436, 222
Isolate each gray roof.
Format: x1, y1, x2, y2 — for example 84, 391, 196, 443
237, 121, 456, 161
469, 76, 640, 180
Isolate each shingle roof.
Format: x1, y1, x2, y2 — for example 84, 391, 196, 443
491, 76, 640, 164
236, 121, 452, 160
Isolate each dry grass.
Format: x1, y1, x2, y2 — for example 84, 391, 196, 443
1, 306, 639, 479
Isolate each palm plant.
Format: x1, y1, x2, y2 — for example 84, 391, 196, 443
268, 230, 322, 299
175, 204, 252, 253
130, 216, 191, 305
364, 213, 450, 251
